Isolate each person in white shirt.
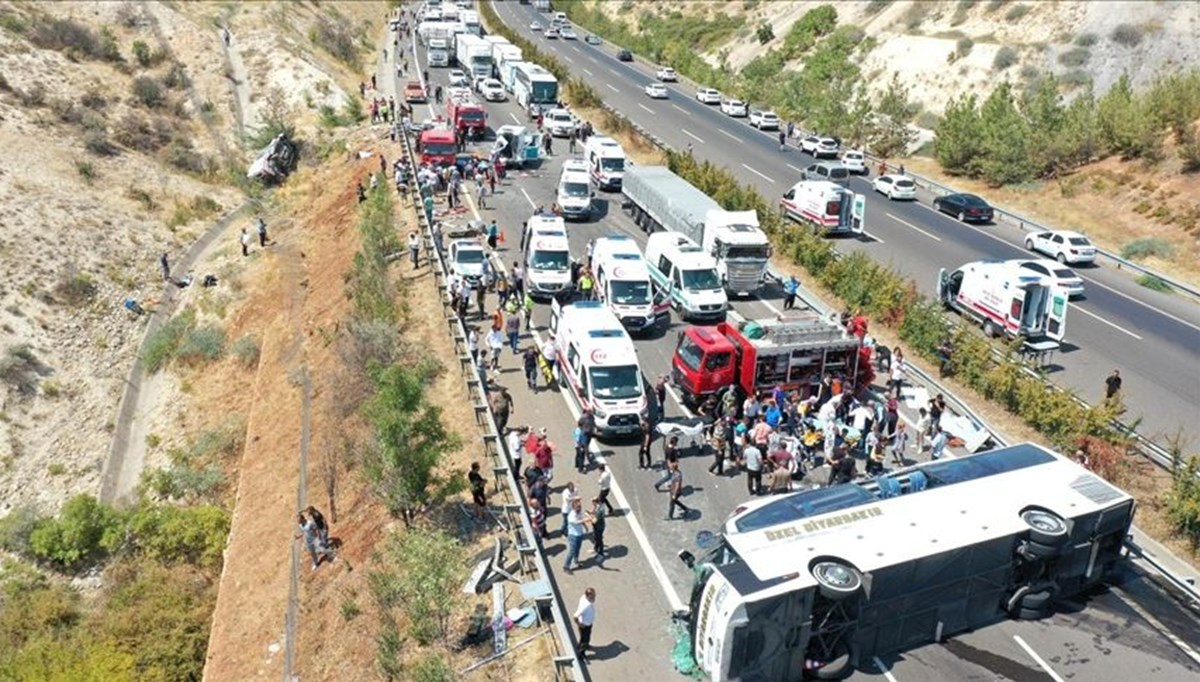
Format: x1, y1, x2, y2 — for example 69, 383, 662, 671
889, 359, 905, 398
574, 587, 596, 657
541, 335, 557, 376
930, 426, 948, 460
559, 481, 578, 537
915, 407, 931, 451
850, 402, 872, 433
817, 396, 838, 423
467, 327, 479, 365
596, 461, 614, 513
486, 327, 504, 371
506, 427, 526, 479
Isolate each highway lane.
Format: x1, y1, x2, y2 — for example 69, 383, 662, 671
403, 24, 1200, 680
494, 1, 1200, 448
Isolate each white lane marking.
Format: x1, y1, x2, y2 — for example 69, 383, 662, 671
1013, 635, 1066, 682
681, 128, 705, 144
637, 103, 655, 114
605, 83, 619, 92
873, 656, 900, 682
583, 67, 593, 77
741, 164, 775, 184
665, 384, 695, 418
718, 129, 739, 141
509, 111, 521, 124
520, 187, 538, 210
671, 103, 692, 116
1072, 304, 1144, 340
608, 67, 621, 77
562, 54, 573, 63
886, 212, 943, 242
915, 203, 1200, 334
786, 163, 804, 173
1113, 591, 1200, 666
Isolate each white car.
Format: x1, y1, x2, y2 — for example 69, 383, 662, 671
1025, 230, 1097, 264
529, 22, 542, 31
720, 98, 748, 117
749, 110, 780, 130
545, 27, 560, 39
446, 86, 472, 102
840, 150, 867, 175
545, 108, 576, 137
1015, 259, 1085, 297
449, 239, 487, 286
801, 135, 839, 158
561, 28, 578, 40
872, 174, 917, 200
695, 88, 721, 104
656, 67, 678, 82
644, 83, 668, 99
479, 78, 506, 102
448, 70, 470, 87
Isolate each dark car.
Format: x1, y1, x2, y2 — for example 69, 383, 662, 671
616, 48, 633, 62
933, 193, 994, 223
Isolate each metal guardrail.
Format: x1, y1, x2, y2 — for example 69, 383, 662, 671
399, 130, 585, 682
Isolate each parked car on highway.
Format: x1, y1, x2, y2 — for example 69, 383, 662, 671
561, 28, 578, 40
545, 27, 560, 39
720, 98, 748, 117
404, 80, 427, 103
545, 108, 576, 137
800, 135, 839, 158
585, 34, 602, 45
529, 21, 542, 31
872, 174, 917, 200
656, 67, 678, 82
617, 48, 633, 61
1015, 259, 1085, 297
801, 162, 850, 184
645, 83, 669, 99
449, 239, 487, 286
933, 193, 995, 223
479, 78, 506, 102
448, 69, 470, 87
840, 150, 867, 175
748, 110, 780, 130
1025, 230, 1096, 264
695, 88, 721, 104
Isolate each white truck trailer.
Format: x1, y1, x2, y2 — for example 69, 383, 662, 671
623, 166, 771, 298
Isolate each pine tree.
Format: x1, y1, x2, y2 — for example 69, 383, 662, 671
934, 93, 983, 175
976, 82, 1034, 185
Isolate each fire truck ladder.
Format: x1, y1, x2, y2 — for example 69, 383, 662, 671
763, 319, 846, 347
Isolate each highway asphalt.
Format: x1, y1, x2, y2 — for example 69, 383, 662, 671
391, 18, 1200, 681
493, 1, 1200, 452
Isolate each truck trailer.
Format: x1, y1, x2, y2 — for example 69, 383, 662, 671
623, 166, 771, 297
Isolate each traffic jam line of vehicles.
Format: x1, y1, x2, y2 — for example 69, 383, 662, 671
408, 6, 1191, 680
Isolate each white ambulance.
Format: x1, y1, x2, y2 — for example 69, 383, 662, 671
779, 179, 862, 236
591, 235, 666, 334
584, 135, 627, 191
643, 231, 728, 322
521, 214, 573, 300
548, 300, 647, 437
556, 158, 593, 221
937, 260, 1069, 341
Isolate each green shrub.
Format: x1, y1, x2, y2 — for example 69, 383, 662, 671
1058, 47, 1089, 67
131, 39, 152, 67
175, 325, 225, 365
310, 12, 359, 67
230, 335, 261, 367
1110, 23, 1144, 47
341, 598, 361, 621
992, 46, 1018, 70
372, 527, 466, 645
0, 344, 43, 397
143, 465, 224, 502
75, 160, 96, 182
1004, 4, 1030, 21
0, 506, 42, 556
125, 503, 229, 568
756, 22, 774, 44
143, 310, 195, 373
954, 36, 974, 61
53, 269, 98, 306
1074, 32, 1098, 47
1136, 275, 1172, 293
1120, 237, 1175, 260
131, 76, 165, 108
28, 495, 125, 570
1060, 69, 1091, 88
1166, 456, 1200, 549
413, 653, 454, 682
864, 0, 891, 16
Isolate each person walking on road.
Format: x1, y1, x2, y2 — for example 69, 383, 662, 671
778, 130, 787, 151
589, 496, 607, 559
744, 442, 764, 496
666, 461, 692, 520
596, 461, 615, 514
560, 481, 578, 537
407, 231, 421, 268
930, 425, 948, 460
637, 416, 653, 470
523, 345, 540, 389
240, 228, 251, 257
1104, 369, 1122, 403
574, 587, 596, 658
563, 497, 587, 572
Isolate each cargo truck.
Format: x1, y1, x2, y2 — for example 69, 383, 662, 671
454, 34, 493, 81
623, 166, 771, 297
427, 38, 450, 68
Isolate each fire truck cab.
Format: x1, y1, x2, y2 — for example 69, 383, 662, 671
418, 128, 458, 166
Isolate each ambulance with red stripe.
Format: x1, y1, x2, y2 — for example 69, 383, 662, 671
937, 260, 1068, 342
591, 235, 670, 335
547, 300, 647, 438
779, 180, 862, 236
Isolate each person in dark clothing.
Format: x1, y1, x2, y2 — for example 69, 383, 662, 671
468, 462, 487, 520
638, 417, 653, 469
159, 252, 170, 281
356, 181, 367, 203
707, 428, 726, 476
655, 376, 668, 420
256, 217, 268, 247
523, 346, 540, 389
828, 454, 856, 486
589, 496, 607, 559
666, 462, 691, 520
1104, 369, 1122, 401
653, 436, 680, 491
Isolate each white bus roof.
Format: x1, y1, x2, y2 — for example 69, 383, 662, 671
724, 443, 1133, 602
558, 302, 638, 367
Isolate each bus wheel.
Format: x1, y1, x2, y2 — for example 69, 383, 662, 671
810, 560, 862, 601
806, 637, 854, 680
1019, 588, 1055, 611
1020, 509, 1069, 547
1019, 539, 1062, 561
1016, 604, 1053, 621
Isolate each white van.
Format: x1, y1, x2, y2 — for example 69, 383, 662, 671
548, 300, 646, 437
591, 235, 665, 334
521, 214, 572, 300
584, 135, 627, 191
644, 232, 728, 322
557, 159, 593, 221
938, 260, 1068, 341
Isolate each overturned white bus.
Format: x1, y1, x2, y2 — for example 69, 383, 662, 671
678, 443, 1135, 681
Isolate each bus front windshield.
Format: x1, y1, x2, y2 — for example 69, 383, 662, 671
530, 249, 569, 271
681, 268, 721, 291
610, 280, 650, 306
588, 365, 642, 400
532, 81, 558, 104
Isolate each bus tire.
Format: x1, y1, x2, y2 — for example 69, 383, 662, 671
810, 560, 862, 601
1019, 589, 1055, 611
1020, 539, 1062, 561
1021, 509, 1069, 546
1016, 605, 1053, 621
808, 638, 854, 680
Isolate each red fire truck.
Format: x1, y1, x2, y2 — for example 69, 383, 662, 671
446, 94, 487, 135
671, 312, 872, 405
417, 128, 458, 166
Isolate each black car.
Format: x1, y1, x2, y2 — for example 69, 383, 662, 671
616, 48, 633, 62
933, 193, 994, 223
